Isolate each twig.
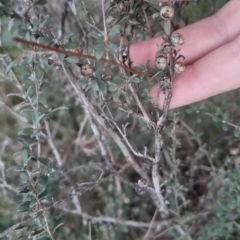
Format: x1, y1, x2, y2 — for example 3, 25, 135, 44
13, 37, 151, 77
44, 119, 62, 166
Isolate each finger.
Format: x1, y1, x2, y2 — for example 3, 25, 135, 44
150, 34, 240, 109
129, 0, 240, 67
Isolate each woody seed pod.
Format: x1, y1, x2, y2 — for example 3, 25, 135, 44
101, 72, 113, 81
174, 62, 185, 73
160, 6, 174, 20
170, 33, 184, 46
155, 55, 167, 71
117, 3, 127, 12
106, 15, 116, 26
81, 64, 94, 77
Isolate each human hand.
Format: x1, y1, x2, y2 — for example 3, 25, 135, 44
129, 0, 240, 109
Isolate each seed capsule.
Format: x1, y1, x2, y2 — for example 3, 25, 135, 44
106, 15, 116, 26
117, 3, 127, 12
81, 64, 94, 77
162, 42, 175, 54
101, 72, 113, 81
174, 62, 185, 73
170, 33, 184, 46
155, 56, 168, 71
160, 6, 174, 20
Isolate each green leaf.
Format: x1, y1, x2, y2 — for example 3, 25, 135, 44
131, 77, 140, 83
163, 20, 170, 35
20, 172, 28, 181
7, 93, 24, 99
17, 183, 32, 194
64, 42, 79, 49
108, 82, 118, 92
38, 185, 47, 198
38, 175, 48, 185
36, 235, 51, 240
112, 76, 124, 85
65, 56, 79, 64
51, 106, 68, 113
5, 60, 16, 74
94, 78, 107, 92
113, 90, 121, 101
18, 128, 35, 136
35, 0, 47, 5
32, 109, 39, 126
21, 148, 29, 164
79, 78, 88, 89
95, 44, 105, 60
17, 201, 31, 212
38, 36, 52, 45
234, 128, 240, 138
152, 12, 159, 19
2, 30, 12, 44
18, 138, 29, 147
18, 29, 29, 38
38, 157, 52, 168
109, 24, 121, 38
53, 223, 64, 234
14, 166, 24, 171
30, 229, 45, 237
62, 31, 75, 41
39, 15, 50, 31
40, 82, 51, 89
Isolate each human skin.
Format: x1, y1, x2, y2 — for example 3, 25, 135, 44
129, 0, 240, 109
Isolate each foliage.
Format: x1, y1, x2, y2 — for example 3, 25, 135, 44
1, 0, 240, 239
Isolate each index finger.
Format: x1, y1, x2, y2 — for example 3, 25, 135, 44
129, 0, 240, 67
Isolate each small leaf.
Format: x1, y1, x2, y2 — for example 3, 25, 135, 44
152, 12, 159, 19
18, 138, 29, 147
39, 15, 49, 31
113, 90, 121, 101
51, 106, 68, 113
65, 56, 79, 64
38, 185, 47, 198
38, 175, 48, 185
62, 31, 75, 41
35, 0, 47, 5
163, 21, 170, 35
95, 44, 105, 60
79, 78, 88, 89
2, 30, 12, 44
38, 36, 52, 45
17, 201, 31, 212
7, 93, 24, 99
5, 60, 16, 74
131, 77, 140, 83
30, 229, 45, 237
32, 109, 39, 126
22, 148, 29, 164
17, 183, 32, 194
109, 24, 121, 38
38, 157, 52, 168
18, 128, 35, 136
40, 82, 50, 89
94, 78, 107, 92
53, 223, 64, 234
64, 42, 79, 49
108, 82, 118, 92
112, 76, 125, 85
